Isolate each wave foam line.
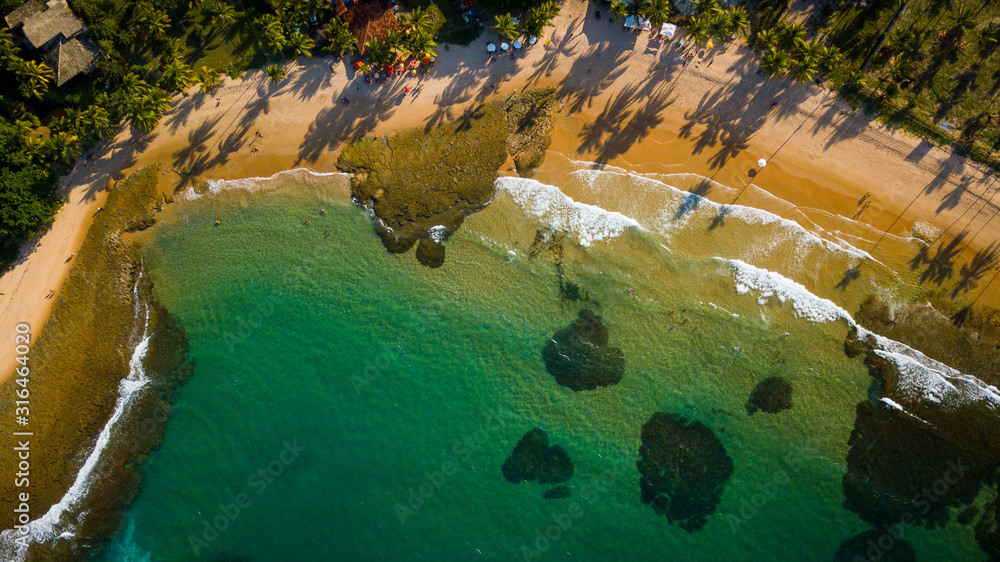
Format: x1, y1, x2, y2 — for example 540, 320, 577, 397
716, 258, 999, 411
571, 167, 877, 264
497, 177, 640, 247
184, 168, 351, 200
718, 257, 855, 324
0, 313, 152, 559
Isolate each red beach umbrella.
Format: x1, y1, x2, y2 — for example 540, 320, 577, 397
405, 87, 411, 93
421, 56, 431, 65
354, 61, 363, 69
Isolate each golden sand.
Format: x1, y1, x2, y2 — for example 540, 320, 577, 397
2, 0, 998, 381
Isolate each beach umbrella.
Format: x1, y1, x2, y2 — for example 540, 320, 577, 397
354, 61, 363, 69
405, 87, 411, 93
528, 36, 537, 45
422, 56, 432, 65
513, 40, 522, 49
501, 42, 509, 51
758, 158, 767, 168
487, 42, 496, 52
707, 40, 714, 48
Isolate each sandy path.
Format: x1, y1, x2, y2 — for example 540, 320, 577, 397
1, 0, 997, 381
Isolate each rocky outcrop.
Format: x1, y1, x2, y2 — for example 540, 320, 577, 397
745, 377, 793, 415
637, 413, 733, 532
542, 310, 624, 391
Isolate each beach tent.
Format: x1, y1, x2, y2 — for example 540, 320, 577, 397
487, 42, 496, 52
660, 23, 676, 39
624, 15, 651, 31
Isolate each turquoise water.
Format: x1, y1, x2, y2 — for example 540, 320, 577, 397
101, 172, 985, 561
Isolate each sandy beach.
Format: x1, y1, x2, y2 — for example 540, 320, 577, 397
2, 0, 998, 382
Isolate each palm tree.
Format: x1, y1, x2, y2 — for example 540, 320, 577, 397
646, 0, 671, 29
625, 0, 649, 20
0, 27, 19, 63
196, 66, 222, 92
258, 14, 287, 52
399, 6, 434, 36
323, 19, 357, 57
725, 6, 749, 37
760, 48, 791, 76
610, 1, 627, 23
951, 6, 976, 33
793, 41, 825, 63
265, 64, 287, 84
17, 61, 52, 101
46, 132, 80, 164
755, 28, 779, 51
687, 16, 711, 45
524, 1, 561, 37
492, 13, 518, 42
365, 38, 395, 67
161, 60, 195, 91
789, 55, 819, 84
162, 38, 184, 62
819, 45, 845, 75
692, 0, 722, 17
708, 12, 730, 42
136, 5, 171, 41
408, 31, 438, 60
780, 22, 806, 50
23, 136, 45, 164
212, 3, 236, 29
286, 30, 315, 58
80, 105, 114, 141
119, 73, 150, 97
538, 0, 561, 21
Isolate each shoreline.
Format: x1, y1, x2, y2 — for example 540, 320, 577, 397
2, 0, 999, 381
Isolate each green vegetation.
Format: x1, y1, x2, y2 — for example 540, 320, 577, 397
400, 0, 482, 46
746, 0, 1000, 166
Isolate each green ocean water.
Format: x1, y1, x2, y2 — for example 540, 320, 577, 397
100, 172, 984, 561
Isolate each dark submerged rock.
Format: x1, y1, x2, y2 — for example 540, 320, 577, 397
415, 238, 445, 268
842, 398, 1000, 529
958, 506, 979, 526
637, 413, 734, 532
833, 529, 916, 562
502, 429, 574, 485
542, 485, 572, 500
745, 376, 793, 415
976, 491, 1000, 561
542, 309, 625, 391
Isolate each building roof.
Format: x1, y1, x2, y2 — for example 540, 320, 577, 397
4, 0, 43, 29
48, 35, 103, 86
21, 0, 84, 50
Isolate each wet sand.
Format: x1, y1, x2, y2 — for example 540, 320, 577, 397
2, 0, 998, 381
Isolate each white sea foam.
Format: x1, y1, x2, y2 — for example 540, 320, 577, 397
185, 168, 351, 200
881, 397, 905, 411
717, 257, 855, 324
716, 259, 999, 413
428, 225, 447, 242
570, 167, 876, 263
0, 289, 153, 559
497, 177, 640, 247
